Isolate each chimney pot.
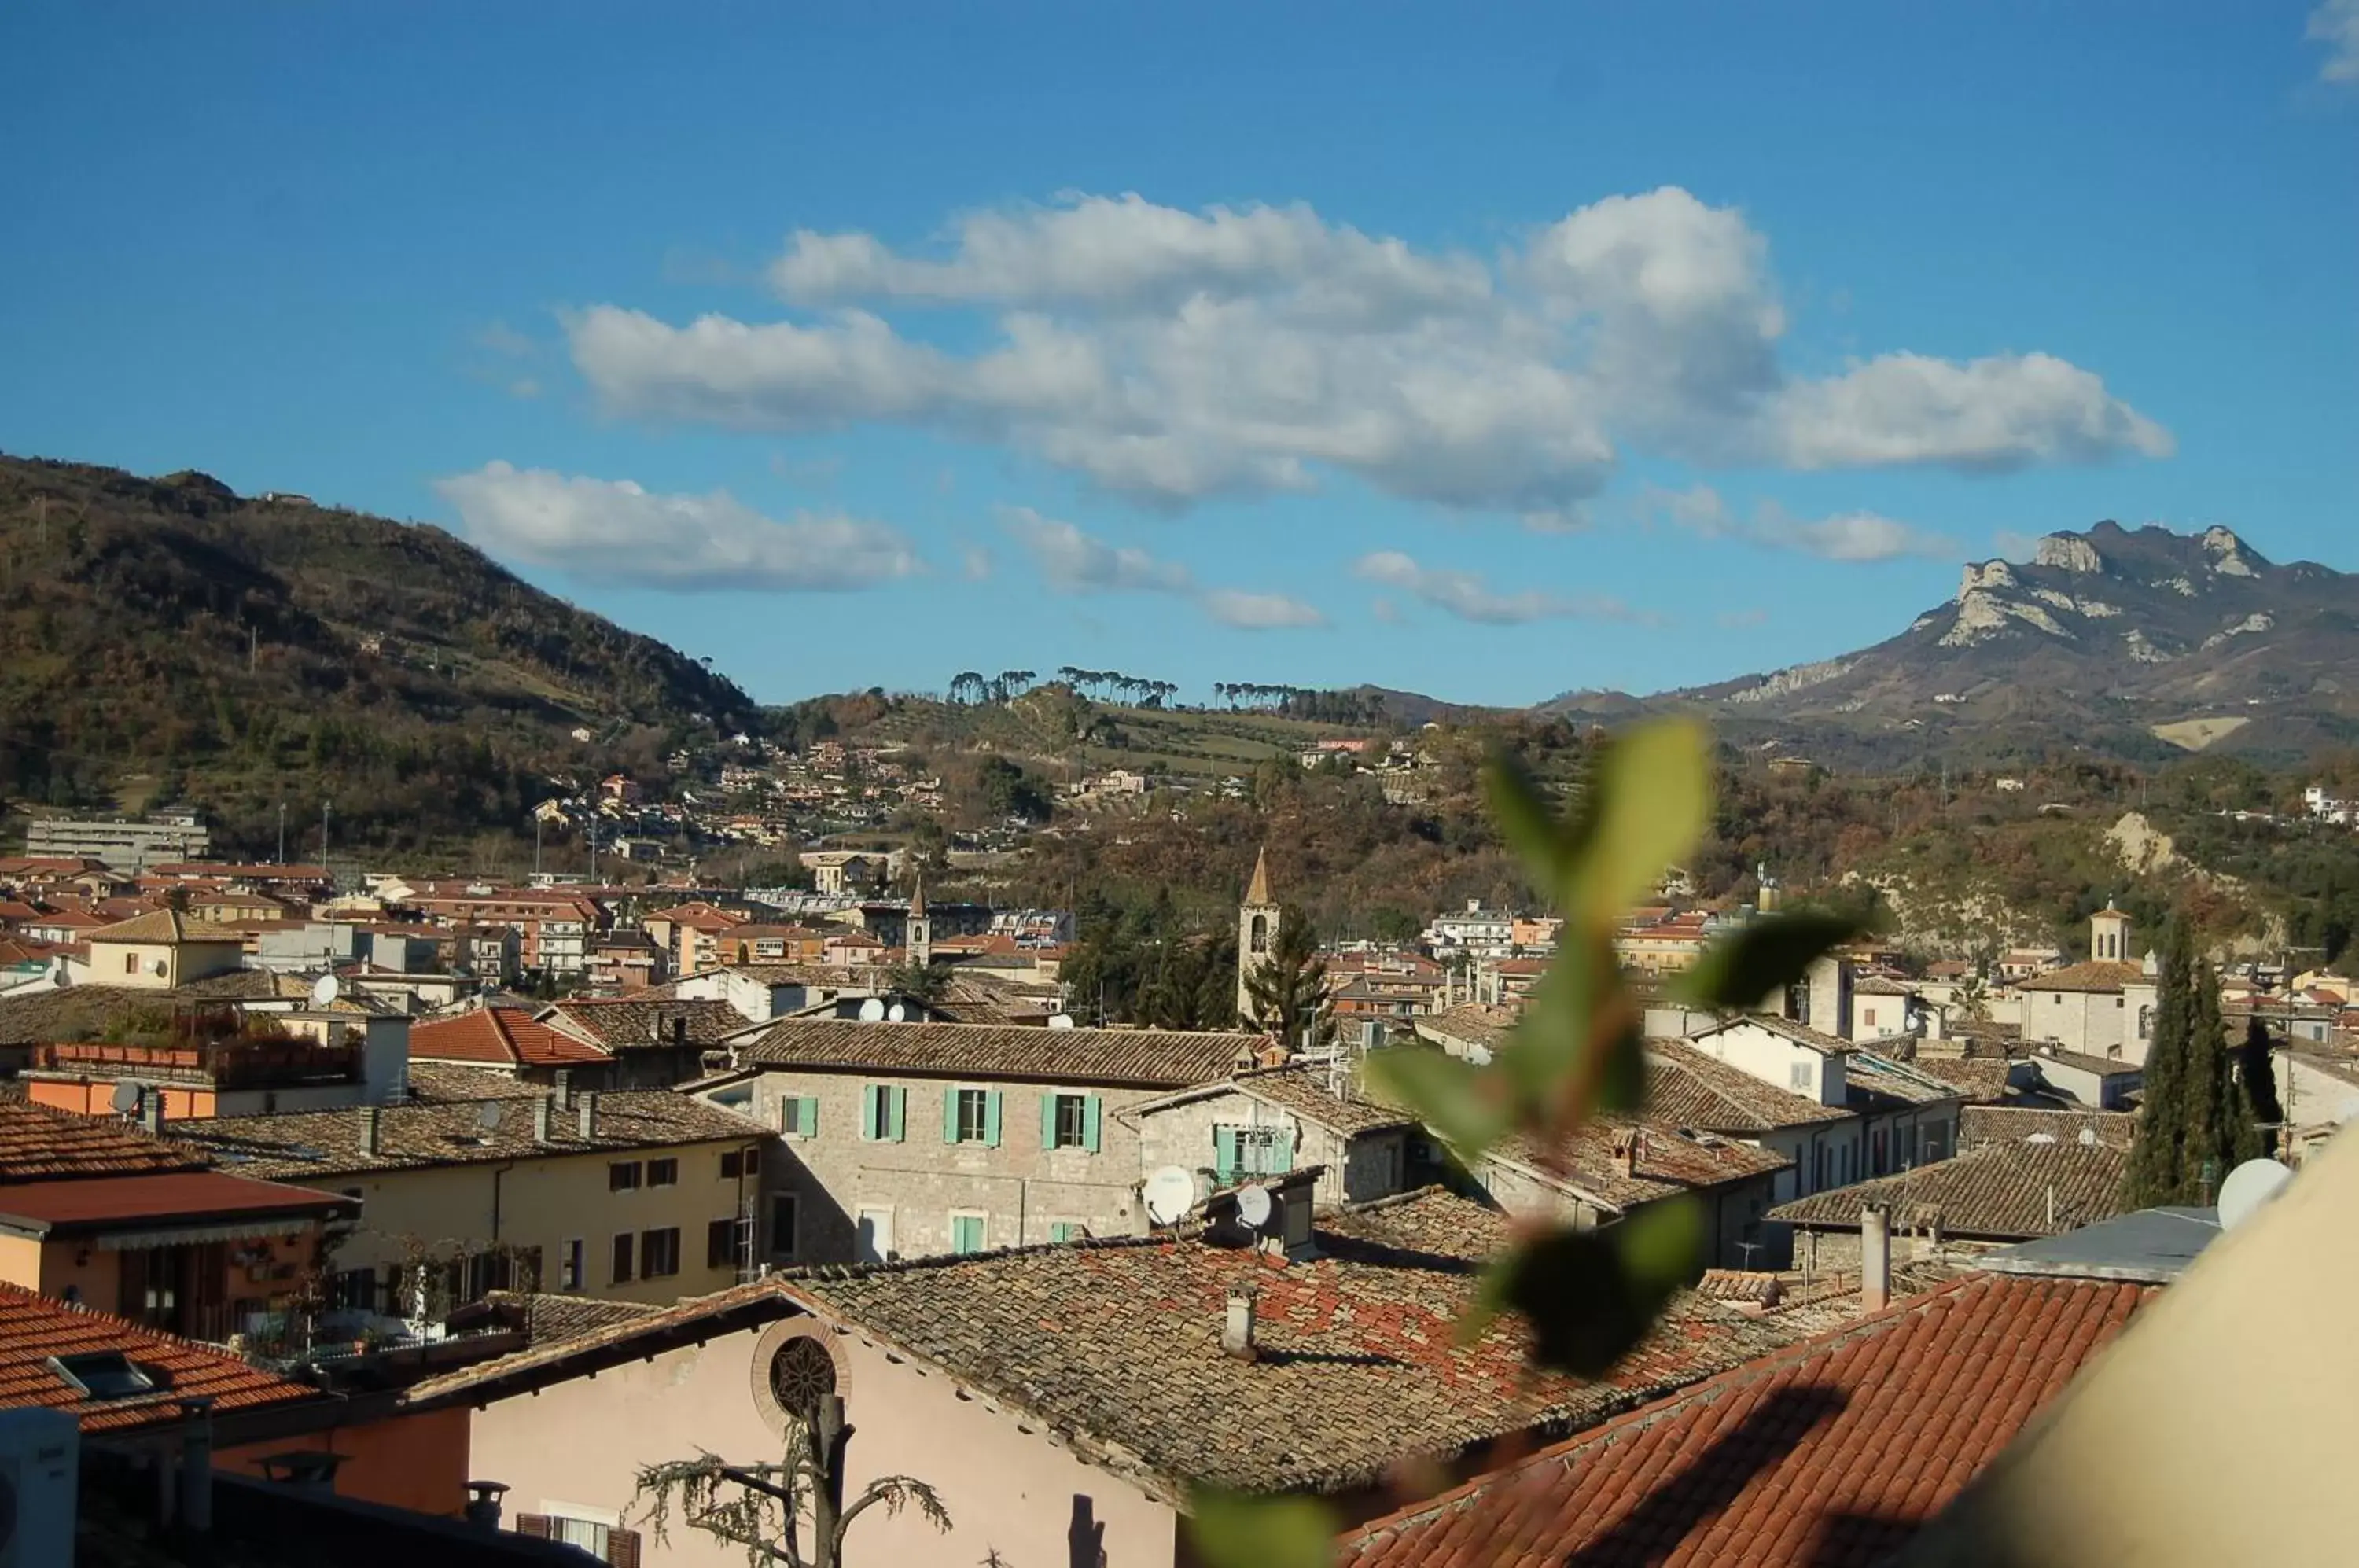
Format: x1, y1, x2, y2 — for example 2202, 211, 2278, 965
576, 1091, 597, 1140
1220, 1285, 1258, 1360
1860, 1202, 1892, 1314
358, 1106, 381, 1157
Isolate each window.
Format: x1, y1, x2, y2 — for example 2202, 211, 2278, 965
123, 952, 139, 974
609, 1161, 642, 1192
950, 1213, 987, 1254
742, 1145, 761, 1174
1249, 914, 1269, 954
1789, 1061, 1814, 1091
1044, 1092, 1098, 1151
861, 1084, 906, 1142
771, 1193, 799, 1261
1047, 1221, 1086, 1243
639, 1228, 681, 1279
646, 1158, 679, 1188
328, 1266, 379, 1312
1213, 1125, 1291, 1181
720, 1150, 743, 1179
609, 1233, 635, 1285
50, 1352, 157, 1401
707, 1217, 738, 1271
779, 1096, 819, 1139
952, 1088, 992, 1143
560, 1239, 584, 1293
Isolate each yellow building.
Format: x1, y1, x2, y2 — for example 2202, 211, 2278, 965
168, 1085, 774, 1314
74, 907, 248, 987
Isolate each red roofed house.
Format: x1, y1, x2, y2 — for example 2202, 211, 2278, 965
410, 1007, 616, 1088
0, 1099, 355, 1348
642, 902, 745, 977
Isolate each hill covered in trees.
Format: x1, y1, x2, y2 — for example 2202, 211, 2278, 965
0, 454, 762, 858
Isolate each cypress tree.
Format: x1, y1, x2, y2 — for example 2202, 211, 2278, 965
1244, 904, 1334, 1050
2123, 918, 2199, 1206
2237, 1014, 2285, 1155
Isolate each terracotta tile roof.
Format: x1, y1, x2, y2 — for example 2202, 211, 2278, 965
1695, 1269, 1783, 1305
480, 1290, 662, 1346
1852, 974, 1917, 996
1486, 1121, 1792, 1214
2027, 1043, 2141, 1076
399, 1062, 554, 1102
778, 1190, 1803, 1501
1644, 1040, 1853, 1132
1844, 1051, 1967, 1110
0, 1282, 320, 1434
87, 908, 247, 944
734, 1018, 1262, 1088
1338, 1272, 2153, 1568
1769, 1139, 2130, 1240
543, 998, 749, 1051
410, 1007, 612, 1069
1703, 1014, 1856, 1055
1889, 1047, 2022, 1104
166, 1090, 767, 1180
1960, 1105, 2138, 1151
0, 1099, 208, 1182
0, 985, 171, 1047
1413, 1003, 1519, 1057
1226, 1066, 1418, 1136
2019, 959, 2148, 993
0, 1170, 353, 1235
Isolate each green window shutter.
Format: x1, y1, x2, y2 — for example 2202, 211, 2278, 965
1083, 1095, 1102, 1154
1214, 1127, 1238, 1181
888, 1087, 906, 1143
1050, 1222, 1080, 1243
984, 1091, 1003, 1148
952, 1215, 983, 1253
861, 1087, 878, 1142
799, 1096, 819, 1139
1268, 1130, 1293, 1174
1040, 1094, 1058, 1150
944, 1086, 962, 1144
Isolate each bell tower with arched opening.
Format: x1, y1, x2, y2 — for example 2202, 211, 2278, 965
1237, 847, 1279, 1023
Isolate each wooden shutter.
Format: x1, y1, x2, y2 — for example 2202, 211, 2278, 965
984, 1091, 1003, 1148
1083, 1095, 1102, 1154
860, 1086, 879, 1142
1214, 1127, 1238, 1181
605, 1527, 642, 1568
944, 1085, 962, 1144
1040, 1093, 1058, 1150
798, 1096, 819, 1137
513, 1515, 552, 1540
1268, 1129, 1293, 1173
888, 1087, 906, 1142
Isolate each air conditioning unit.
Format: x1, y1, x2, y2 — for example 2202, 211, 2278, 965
0, 1407, 79, 1568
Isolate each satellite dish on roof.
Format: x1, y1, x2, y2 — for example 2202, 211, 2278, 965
2026, 1132, 2056, 1144
1047, 1014, 1076, 1030
1143, 1166, 1199, 1227
2217, 1158, 2292, 1231
476, 1102, 506, 1133
885, 1002, 907, 1023
1234, 1183, 1273, 1229
109, 1081, 142, 1115
311, 974, 340, 1007
856, 997, 888, 1022
2077, 1126, 2099, 1147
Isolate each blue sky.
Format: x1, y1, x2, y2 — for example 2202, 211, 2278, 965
3, 2, 2353, 708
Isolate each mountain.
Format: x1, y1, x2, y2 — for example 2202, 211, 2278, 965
1547, 521, 2359, 766
0, 454, 761, 856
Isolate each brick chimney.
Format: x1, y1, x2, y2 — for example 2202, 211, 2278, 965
358, 1106, 381, 1157
142, 1091, 165, 1136
553, 1068, 572, 1110
1860, 1202, 1892, 1314
1220, 1285, 1259, 1360
534, 1097, 554, 1143
1611, 1128, 1645, 1179
576, 1091, 598, 1141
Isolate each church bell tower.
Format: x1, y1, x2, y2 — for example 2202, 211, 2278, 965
1237, 847, 1280, 1024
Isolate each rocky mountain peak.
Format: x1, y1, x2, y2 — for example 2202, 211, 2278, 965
2033, 533, 2106, 574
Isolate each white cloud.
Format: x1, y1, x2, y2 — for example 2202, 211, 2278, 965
477, 321, 539, 359
998, 505, 1193, 591
2310, 0, 2359, 83
998, 504, 1322, 628
1351, 550, 1652, 625
1642, 484, 1956, 562
433, 462, 918, 592
568, 188, 2170, 517
1200, 588, 1327, 629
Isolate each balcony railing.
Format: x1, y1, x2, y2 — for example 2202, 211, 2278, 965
31, 1037, 363, 1090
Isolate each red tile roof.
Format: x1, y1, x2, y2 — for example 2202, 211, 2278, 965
0, 1100, 208, 1183
0, 1171, 354, 1235
1339, 1272, 2155, 1568
0, 1282, 318, 1433
2018, 959, 2147, 993
410, 1007, 612, 1068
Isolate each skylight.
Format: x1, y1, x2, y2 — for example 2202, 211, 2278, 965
49, 1351, 161, 1401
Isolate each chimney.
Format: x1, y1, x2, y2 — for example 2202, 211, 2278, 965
1610, 1129, 1640, 1178
142, 1091, 165, 1135
553, 1068, 572, 1110
463, 1481, 509, 1533
576, 1091, 598, 1140
1860, 1202, 1891, 1314
1220, 1285, 1258, 1360
534, 1097, 554, 1143
176, 1397, 215, 1534
357, 1106, 381, 1157
672, 1014, 688, 1046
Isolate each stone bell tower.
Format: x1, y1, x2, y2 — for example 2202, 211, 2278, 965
907, 871, 932, 970
1237, 847, 1279, 1023
2091, 900, 2131, 964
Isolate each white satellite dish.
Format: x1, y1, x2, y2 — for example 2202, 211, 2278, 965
1047, 1014, 1076, 1030
1233, 1183, 1273, 1228
476, 1102, 506, 1134
311, 974, 340, 1007
109, 1081, 142, 1115
885, 1002, 907, 1023
2217, 1158, 2292, 1231
1143, 1165, 1198, 1227
856, 997, 888, 1022
2025, 1132, 2056, 1145
2077, 1126, 2099, 1147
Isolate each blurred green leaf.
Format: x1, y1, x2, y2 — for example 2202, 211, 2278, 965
1484, 749, 1570, 882
1188, 1489, 1337, 1568
1565, 720, 1712, 928
1594, 1024, 1648, 1116
1500, 1202, 1706, 1378
1367, 1047, 1507, 1156
1676, 911, 1864, 1011
1456, 1250, 1518, 1346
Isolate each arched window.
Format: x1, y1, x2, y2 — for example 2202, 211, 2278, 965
1249, 914, 1269, 955
2137, 1005, 2154, 1040
768, 1336, 838, 1423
